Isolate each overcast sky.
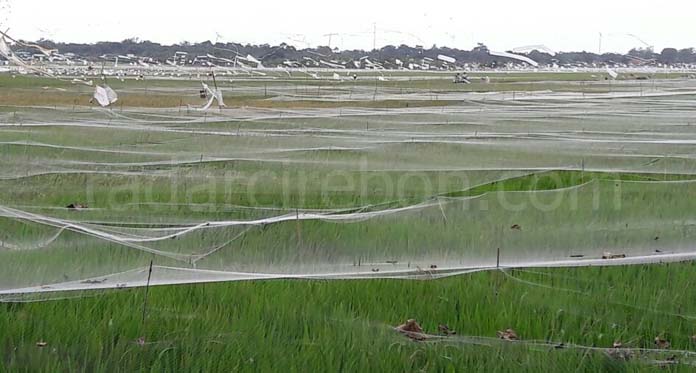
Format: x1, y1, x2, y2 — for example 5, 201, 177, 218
2, 0, 694, 53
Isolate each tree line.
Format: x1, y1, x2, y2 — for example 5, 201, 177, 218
18, 38, 696, 67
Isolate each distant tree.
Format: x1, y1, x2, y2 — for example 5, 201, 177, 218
659, 48, 678, 64
528, 50, 554, 65
627, 47, 657, 60
677, 48, 695, 63
473, 43, 489, 53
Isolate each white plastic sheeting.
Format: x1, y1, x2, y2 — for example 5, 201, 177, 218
490, 51, 539, 67
511, 45, 557, 56
0, 36, 48, 76
193, 82, 225, 111
0, 34, 93, 86
0, 35, 12, 56
437, 54, 456, 64
244, 54, 262, 68
93, 85, 118, 107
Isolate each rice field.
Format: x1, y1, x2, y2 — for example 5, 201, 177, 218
2, 70, 696, 371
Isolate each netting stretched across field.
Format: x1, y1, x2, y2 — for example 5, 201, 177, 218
1, 178, 695, 296
3, 92, 696, 179
2, 76, 696, 298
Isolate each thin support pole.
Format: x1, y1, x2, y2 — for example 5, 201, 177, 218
141, 260, 154, 325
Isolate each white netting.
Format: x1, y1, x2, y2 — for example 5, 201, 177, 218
1, 179, 695, 295
2, 76, 696, 298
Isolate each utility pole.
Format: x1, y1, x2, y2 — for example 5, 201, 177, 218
373, 23, 377, 51
324, 33, 338, 49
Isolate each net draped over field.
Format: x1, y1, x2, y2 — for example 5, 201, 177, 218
2, 178, 696, 295
2, 73, 696, 297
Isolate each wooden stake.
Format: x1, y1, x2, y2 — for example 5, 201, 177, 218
141, 260, 154, 325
